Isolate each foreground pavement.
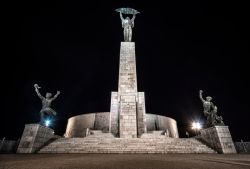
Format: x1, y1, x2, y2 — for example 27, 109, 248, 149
0, 154, 250, 169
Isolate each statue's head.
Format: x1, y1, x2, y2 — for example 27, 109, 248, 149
126, 17, 130, 20
206, 96, 212, 101
46, 92, 52, 98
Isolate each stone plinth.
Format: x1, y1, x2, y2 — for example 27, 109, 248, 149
17, 124, 55, 153
199, 126, 236, 154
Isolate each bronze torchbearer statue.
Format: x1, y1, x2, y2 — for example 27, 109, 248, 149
34, 84, 60, 125
116, 8, 140, 42
199, 90, 224, 127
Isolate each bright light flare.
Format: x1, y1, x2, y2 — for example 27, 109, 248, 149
45, 120, 51, 127
192, 122, 201, 130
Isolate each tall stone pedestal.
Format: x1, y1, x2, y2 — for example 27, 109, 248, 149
110, 42, 147, 138
199, 126, 236, 154
17, 124, 55, 153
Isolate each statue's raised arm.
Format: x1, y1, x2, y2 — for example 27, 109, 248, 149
199, 90, 205, 102
119, 12, 124, 22
34, 84, 44, 100
131, 14, 135, 28
51, 91, 61, 101
119, 12, 125, 28
131, 14, 136, 22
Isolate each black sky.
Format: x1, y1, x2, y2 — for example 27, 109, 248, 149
1, 0, 249, 141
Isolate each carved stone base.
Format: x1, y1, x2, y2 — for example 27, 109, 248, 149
119, 95, 137, 138
16, 124, 55, 153
199, 126, 236, 154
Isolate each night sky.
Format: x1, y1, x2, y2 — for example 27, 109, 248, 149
2, 0, 249, 141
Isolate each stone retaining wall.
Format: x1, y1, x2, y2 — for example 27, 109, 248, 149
65, 112, 179, 138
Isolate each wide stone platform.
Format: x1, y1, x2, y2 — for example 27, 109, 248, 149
1, 154, 250, 169
38, 130, 216, 153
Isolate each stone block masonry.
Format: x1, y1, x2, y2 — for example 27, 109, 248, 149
137, 92, 147, 136
119, 95, 137, 138
110, 92, 119, 136
17, 124, 56, 153
199, 125, 236, 154
110, 42, 147, 138
118, 42, 137, 94
38, 132, 216, 153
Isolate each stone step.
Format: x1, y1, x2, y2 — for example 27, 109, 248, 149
40, 151, 214, 153
42, 141, 210, 146
41, 143, 210, 148
42, 147, 210, 151
47, 143, 209, 148
41, 149, 211, 152
42, 145, 211, 148
51, 140, 207, 145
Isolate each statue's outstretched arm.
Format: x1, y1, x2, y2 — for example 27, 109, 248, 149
131, 14, 136, 22
119, 12, 125, 27
51, 91, 61, 101
199, 90, 205, 102
119, 12, 124, 21
34, 84, 44, 100
131, 14, 135, 27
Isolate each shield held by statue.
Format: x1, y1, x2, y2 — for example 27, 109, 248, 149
115, 8, 140, 15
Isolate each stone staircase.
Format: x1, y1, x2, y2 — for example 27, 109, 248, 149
38, 130, 217, 153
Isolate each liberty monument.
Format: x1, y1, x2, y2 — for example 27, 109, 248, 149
17, 7, 235, 154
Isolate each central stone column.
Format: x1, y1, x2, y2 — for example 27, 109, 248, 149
110, 42, 146, 138
118, 42, 137, 94
118, 42, 137, 138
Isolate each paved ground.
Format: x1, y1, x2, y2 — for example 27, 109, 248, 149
0, 154, 250, 169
